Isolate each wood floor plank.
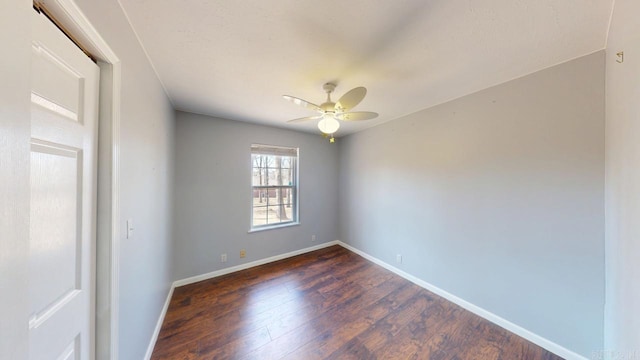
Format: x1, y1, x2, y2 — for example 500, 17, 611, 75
197, 326, 272, 359
325, 292, 433, 359
277, 282, 418, 360
151, 245, 565, 360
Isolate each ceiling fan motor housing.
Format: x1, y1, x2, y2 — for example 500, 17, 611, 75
322, 82, 336, 93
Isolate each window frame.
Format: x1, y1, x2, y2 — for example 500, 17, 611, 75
249, 144, 300, 232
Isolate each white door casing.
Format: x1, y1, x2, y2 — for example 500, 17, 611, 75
29, 10, 99, 360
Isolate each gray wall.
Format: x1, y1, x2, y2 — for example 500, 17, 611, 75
605, 0, 640, 353
73, 1, 176, 359
0, 0, 30, 359
338, 52, 605, 356
173, 111, 339, 280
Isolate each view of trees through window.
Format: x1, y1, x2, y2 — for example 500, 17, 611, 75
251, 145, 298, 228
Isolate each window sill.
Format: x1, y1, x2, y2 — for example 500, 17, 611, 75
248, 222, 300, 233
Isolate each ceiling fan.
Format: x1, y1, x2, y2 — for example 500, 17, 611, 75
283, 83, 378, 140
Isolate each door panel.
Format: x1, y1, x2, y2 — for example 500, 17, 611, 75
31, 45, 83, 123
29, 141, 82, 322
30, 10, 99, 360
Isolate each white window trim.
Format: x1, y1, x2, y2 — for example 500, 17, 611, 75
249, 144, 300, 232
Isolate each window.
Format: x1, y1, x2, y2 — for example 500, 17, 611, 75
250, 144, 299, 230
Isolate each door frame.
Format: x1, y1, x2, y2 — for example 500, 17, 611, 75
37, 1, 121, 358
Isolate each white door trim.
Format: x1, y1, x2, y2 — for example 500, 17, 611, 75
38, 1, 121, 358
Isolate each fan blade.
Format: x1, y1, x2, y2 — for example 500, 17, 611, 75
335, 87, 366, 111
287, 115, 323, 123
335, 111, 378, 121
283, 95, 323, 113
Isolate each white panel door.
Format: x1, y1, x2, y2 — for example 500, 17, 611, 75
29, 10, 99, 360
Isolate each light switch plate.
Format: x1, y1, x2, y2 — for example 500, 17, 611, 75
126, 219, 134, 239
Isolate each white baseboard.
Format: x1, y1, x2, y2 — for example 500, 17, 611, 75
144, 285, 174, 360
336, 241, 587, 360
145, 240, 341, 358
145, 239, 585, 360
173, 240, 340, 287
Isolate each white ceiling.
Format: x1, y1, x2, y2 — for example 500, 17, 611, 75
118, 0, 614, 136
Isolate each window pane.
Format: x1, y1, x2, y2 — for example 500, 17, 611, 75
266, 204, 293, 225
252, 166, 268, 186
267, 168, 277, 184
252, 186, 295, 227
252, 205, 268, 226
266, 155, 276, 167
252, 155, 282, 184
282, 168, 292, 185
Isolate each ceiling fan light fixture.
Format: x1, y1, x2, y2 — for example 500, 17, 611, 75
284, 83, 377, 139
317, 114, 340, 134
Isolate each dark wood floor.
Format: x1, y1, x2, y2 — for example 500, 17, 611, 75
151, 245, 563, 359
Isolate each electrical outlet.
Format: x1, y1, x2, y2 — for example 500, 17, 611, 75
221, 253, 227, 263
396, 254, 402, 264
311, 234, 316, 242
240, 249, 246, 258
